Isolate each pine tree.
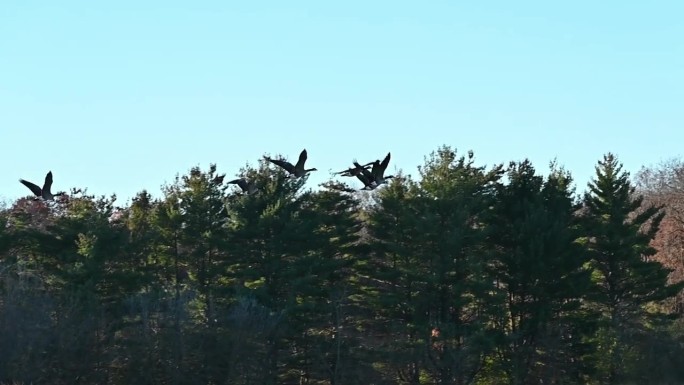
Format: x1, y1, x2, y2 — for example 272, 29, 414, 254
581, 153, 684, 384
124, 190, 164, 292
489, 160, 593, 384
282, 183, 365, 384
154, 164, 234, 383
23, 192, 128, 384
416, 146, 504, 385
176, 164, 230, 325
362, 174, 429, 384
225, 159, 325, 384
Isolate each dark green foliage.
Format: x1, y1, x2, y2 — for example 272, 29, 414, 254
0, 149, 681, 385
361, 174, 428, 384
488, 160, 595, 384
414, 147, 503, 385
580, 153, 684, 384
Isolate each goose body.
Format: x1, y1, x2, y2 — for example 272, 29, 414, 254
265, 149, 317, 178
228, 178, 258, 195
19, 171, 65, 201
370, 152, 394, 186
213, 174, 225, 184
356, 172, 377, 190
352, 161, 379, 190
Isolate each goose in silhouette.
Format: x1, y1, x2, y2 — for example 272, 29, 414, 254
19, 171, 65, 201
227, 178, 258, 195
352, 161, 379, 190
356, 172, 377, 191
264, 149, 317, 178
213, 174, 225, 184
369, 152, 394, 186
333, 161, 374, 177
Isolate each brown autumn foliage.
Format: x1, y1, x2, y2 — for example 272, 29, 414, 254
636, 158, 684, 313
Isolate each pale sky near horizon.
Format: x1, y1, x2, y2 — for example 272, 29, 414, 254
1, 1, 682, 205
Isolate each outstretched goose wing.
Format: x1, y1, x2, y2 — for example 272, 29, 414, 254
228, 178, 248, 191
295, 149, 308, 170
19, 179, 42, 197
43, 171, 54, 194
265, 156, 296, 173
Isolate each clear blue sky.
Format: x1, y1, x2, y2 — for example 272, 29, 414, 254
1, 1, 682, 205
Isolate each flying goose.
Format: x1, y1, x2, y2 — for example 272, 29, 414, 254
213, 174, 225, 184
264, 149, 317, 178
356, 172, 377, 191
352, 161, 379, 190
370, 152, 394, 186
19, 171, 65, 201
333, 161, 374, 177
227, 178, 258, 195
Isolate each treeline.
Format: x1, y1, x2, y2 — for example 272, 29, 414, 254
0, 146, 683, 385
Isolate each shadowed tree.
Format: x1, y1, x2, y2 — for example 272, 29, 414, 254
152, 164, 233, 384
285, 182, 365, 384
415, 146, 504, 385
361, 173, 430, 385
489, 160, 595, 384
225, 158, 326, 384
176, 164, 230, 325
580, 153, 684, 384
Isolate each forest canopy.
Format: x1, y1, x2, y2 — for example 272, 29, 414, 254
1, 145, 683, 385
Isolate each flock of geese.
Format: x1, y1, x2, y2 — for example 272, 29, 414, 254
17, 149, 394, 201
229, 149, 395, 195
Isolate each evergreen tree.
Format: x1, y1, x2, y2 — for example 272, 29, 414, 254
153, 181, 194, 384
278, 183, 365, 384
176, 164, 230, 325
489, 160, 593, 384
226, 159, 329, 384
115, 190, 172, 382
416, 146, 503, 385
581, 153, 684, 384
362, 174, 429, 384
152, 164, 234, 383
